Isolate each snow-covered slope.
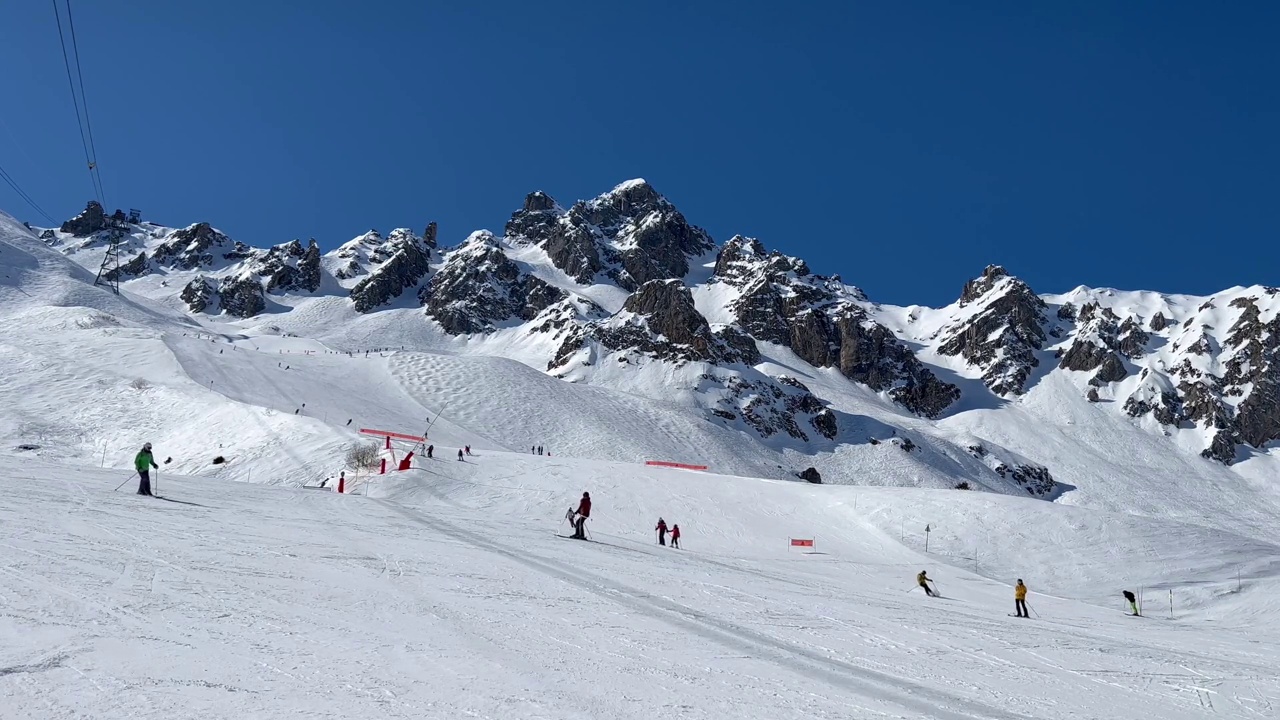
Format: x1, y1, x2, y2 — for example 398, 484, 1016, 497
5, 206, 1280, 718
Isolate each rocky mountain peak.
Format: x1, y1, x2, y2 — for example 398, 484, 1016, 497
59, 201, 111, 237
938, 266, 1047, 396
348, 229, 433, 313
152, 222, 239, 271
959, 264, 1011, 306
420, 231, 566, 334
523, 191, 557, 213
504, 180, 713, 291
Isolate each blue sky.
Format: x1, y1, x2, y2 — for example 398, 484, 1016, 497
1, 1, 1276, 306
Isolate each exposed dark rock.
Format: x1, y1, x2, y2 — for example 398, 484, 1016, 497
1087, 387, 1100, 402
180, 277, 216, 314
218, 276, 266, 318
955, 481, 972, 490
1091, 353, 1129, 385
423, 222, 438, 249
1201, 429, 1238, 464
296, 239, 322, 292
103, 251, 149, 282
1123, 389, 1181, 425
350, 230, 433, 313
1056, 303, 1077, 321
60, 201, 110, 237
1116, 318, 1150, 359
796, 467, 822, 484
811, 408, 838, 440
1149, 311, 1169, 331
994, 462, 1057, 495
505, 181, 714, 290
938, 266, 1047, 395
423, 233, 565, 333
152, 223, 235, 270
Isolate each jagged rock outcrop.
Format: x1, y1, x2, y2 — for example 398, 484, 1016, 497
796, 467, 822, 483
701, 373, 838, 442
349, 229, 432, 313
715, 236, 956, 417
422, 232, 566, 334
60, 201, 110, 237
1149, 311, 1169, 331
1057, 302, 1134, 386
180, 276, 216, 314
152, 223, 238, 270
219, 276, 266, 318
552, 280, 756, 368
937, 265, 1047, 396
103, 251, 149, 282
504, 180, 714, 290
254, 239, 323, 294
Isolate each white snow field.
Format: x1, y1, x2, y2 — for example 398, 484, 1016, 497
3, 211, 1280, 718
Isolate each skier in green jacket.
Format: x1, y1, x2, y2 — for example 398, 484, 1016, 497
135, 443, 159, 496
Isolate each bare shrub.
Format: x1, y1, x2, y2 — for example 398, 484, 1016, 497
345, 441, 381, 469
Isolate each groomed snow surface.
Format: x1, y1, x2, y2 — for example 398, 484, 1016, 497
3, 211, 1280, 718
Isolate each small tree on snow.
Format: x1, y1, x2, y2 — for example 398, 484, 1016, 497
345, 441, 380, 469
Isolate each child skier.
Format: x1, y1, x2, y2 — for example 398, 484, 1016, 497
670, 524, 681, 549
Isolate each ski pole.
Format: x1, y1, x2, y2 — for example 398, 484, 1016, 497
1028, 603, 1040, 619
114, 473, 138, 492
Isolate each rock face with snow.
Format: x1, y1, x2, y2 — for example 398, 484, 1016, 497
421, 232, 565, 334
552, 280, 756, 368
59, 201, 111, 237
505, 180, 715, 290
937, 265, 1048, 396
349, 229, 433, 313
32, 185, 1280, 477
714, 235, 958, 418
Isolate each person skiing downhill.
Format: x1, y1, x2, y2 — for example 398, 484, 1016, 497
655, 517, 668, 546
457, 449, 464, 461
670, 524, 681, 549
135, 443, 159, 496
1123, 590, 1140, 616
1014, 579, 1029, 617
427, 444, 434, 459
570, 492, 591, 539
917, 570, 937, 597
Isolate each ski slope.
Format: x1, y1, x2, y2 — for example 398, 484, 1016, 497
3, 457, 1278, 719
4, 210, 1280, 717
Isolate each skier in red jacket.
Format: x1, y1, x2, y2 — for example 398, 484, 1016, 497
670, 524, 681, 549
655, 517, 668, 546
570, 492, 591, 539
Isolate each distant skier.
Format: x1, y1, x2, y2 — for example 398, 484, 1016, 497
655, 517, 668, 546
538, 445, 544, 456
1123, 590, 1140, 616
135, 442, 159, 496
426, 444, 434, 459
531, 446, 536, 454
457, 449, 464, 461
570, 492, 591, 539
1014, 579, 1029, 617
670, 524, 681, 549
917, 570, 937, 597
464, 445, 472, 456
346, 419, 352, 426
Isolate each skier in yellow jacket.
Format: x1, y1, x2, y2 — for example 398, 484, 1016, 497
917, 570, 936, 597
1014, 579, 1029, 617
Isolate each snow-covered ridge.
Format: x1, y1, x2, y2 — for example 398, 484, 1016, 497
21, 181, 1280, 489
